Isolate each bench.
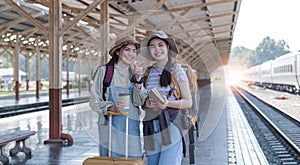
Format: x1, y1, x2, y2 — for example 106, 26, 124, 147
0, 130, 36, 165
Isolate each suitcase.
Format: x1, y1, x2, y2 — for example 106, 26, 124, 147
82, 156, 144, 165
83, 112, 144, 165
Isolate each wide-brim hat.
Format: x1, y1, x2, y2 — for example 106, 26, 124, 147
109, 34, 140, 56
141, 31, 178, 61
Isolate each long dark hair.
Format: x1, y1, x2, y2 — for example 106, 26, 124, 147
107, 45, 134, 77
160, 57, 173, 87
147, 37, 175, 87
107, 48, 120, 65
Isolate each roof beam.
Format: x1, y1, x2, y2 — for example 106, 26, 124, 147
144, 0, 237, 16
0, 3, 12, 12
143, 11, 236, 31
172, 22, 234, 36
60, 0, 104, 36
63, 32, 83, 45
159, 8, 191, 31
0, 12, 42, 36
5, 0, 48, 34
181, 29, 233, 41
22, 27, 40, 39
74, 25, 100, 45
119, 0, 167, 35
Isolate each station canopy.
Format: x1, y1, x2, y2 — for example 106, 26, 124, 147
0, 0, 241, 73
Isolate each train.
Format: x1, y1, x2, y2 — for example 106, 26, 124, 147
242, 52, 300, 94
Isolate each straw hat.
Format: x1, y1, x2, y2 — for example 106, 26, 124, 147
141, 31, 178, 60
109, 34, 140, 56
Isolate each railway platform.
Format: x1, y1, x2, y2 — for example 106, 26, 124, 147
0, 89, 90, 108
0, 83, 269, 165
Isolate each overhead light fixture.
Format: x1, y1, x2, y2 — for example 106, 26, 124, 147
10, 35, 16, 41
63, 45, 67, 51
118, 0, 141, 4
28, 37, 35, 42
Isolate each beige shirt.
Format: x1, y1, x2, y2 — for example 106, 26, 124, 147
89, 64, 148, 115
114, 64, 130, 88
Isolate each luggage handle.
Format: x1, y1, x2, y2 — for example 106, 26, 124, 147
108, 111, 129, 158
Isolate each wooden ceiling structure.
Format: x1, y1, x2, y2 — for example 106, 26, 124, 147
0, 0, 242, 75
0, 0, 242, 145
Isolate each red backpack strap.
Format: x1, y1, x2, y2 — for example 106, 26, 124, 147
102, 64, 114, 101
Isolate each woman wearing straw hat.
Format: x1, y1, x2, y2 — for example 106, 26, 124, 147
89, 34, 147, 158
141, 31, 192, 165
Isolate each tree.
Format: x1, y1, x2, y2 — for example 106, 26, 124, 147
274, 39, 290, 57
230, 36, 291, 68
230, 46, 256, 68
255, 36, 290, 64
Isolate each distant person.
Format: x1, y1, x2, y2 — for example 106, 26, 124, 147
0, 79, 3, 91
141, 31, 192, 165
89, 34, 147, 158
7, 78, 13, 91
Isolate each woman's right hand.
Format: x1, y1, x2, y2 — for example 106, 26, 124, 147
108, 105, 120, 112
146, 98, 160, 111
134, 61, 144, 81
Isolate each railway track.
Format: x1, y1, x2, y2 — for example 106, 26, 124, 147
0, 96, 90, 118
232, 86, 300, 164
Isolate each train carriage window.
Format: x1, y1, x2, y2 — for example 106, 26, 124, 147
284, 65, 287, 72
280, 66, 283, 73
277, 64, 293, 73
262, 68, 271, 75
279, 66, 282, 73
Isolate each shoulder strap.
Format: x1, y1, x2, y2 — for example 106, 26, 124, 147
143, 64, 182, 99
170, 63, 181, 99
102, 64, 114, 101
143, 65, 153, 88
170, 74, 181, 99
182, 63, 198, 96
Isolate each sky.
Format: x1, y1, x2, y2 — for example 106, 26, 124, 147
231, 0, 300, 52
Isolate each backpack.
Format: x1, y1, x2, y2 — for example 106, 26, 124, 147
181, 64, 199, 128
143, 63, 199, 129
102, 64, 114, 101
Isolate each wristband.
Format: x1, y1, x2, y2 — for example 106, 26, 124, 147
131, 76, 144, 84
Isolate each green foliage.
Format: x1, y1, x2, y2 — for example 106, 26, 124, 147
0, 50, 13, 68
0, 49, 77, 80
229, 46, 256, 69
230, 36, 290, 67
0, 89, 47, 95
255, 37, 290, 64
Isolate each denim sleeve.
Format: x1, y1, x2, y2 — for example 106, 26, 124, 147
89, 66, 114, 115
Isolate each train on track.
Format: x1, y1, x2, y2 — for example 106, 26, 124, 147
242, 52, 300, 94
